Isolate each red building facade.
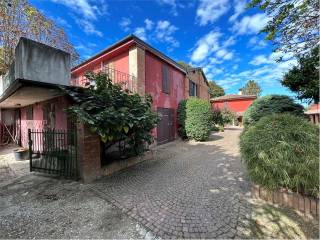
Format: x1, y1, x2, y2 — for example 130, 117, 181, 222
211, 95, 257, 125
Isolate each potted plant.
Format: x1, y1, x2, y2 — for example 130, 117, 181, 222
13, 148, 29, 161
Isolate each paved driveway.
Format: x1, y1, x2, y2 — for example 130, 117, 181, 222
91, 127, 252, 238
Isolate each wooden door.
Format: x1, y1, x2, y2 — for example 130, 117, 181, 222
157, 108, 174, 145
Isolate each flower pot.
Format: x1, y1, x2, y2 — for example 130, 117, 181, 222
13, 148, 29, 161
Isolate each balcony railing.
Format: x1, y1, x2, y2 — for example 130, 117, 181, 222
71, 67, 137, 93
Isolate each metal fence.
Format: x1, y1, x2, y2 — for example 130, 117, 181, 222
28, 129, 78, 178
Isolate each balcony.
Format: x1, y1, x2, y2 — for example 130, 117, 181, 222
71, 67, 137, 93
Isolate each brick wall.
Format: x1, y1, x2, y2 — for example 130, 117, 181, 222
77, 123, 101, 182
252, 184, 319, 216
185, 70, 210, 101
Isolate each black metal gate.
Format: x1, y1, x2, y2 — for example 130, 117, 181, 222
28, 129, 78, 178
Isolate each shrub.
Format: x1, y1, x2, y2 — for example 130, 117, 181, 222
185, 98, 212, 141
212, 108, 236, 126
243, 95, 304, 127
177, 100, 187, 139
240, 113, 319, 197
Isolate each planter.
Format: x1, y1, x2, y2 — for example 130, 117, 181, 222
13, 148, 29, 161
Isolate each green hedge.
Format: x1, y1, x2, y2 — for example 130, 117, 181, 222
185, 98, 212, 141
243, 95, 304, 127
240, 113, 319, 197
177, 100, 187, 139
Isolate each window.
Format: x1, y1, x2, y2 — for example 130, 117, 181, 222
26, 106, 33, 120
162, 64, 170, 94
189, 80, 198, 97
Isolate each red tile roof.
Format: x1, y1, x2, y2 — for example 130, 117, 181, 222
210, 94, 257, 102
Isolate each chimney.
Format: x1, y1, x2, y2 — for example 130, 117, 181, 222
238, 88, 243, 95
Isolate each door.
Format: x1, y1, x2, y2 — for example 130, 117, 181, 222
157, 108, 174, 145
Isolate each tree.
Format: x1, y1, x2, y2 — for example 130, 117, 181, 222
241, 80, 262, 96
248, 0, 319, 56
208, 81, 225, 98
282, 46, 319, 104
177, 61, 192, 70
64, 72, 159, 155
0, 0, 79, 74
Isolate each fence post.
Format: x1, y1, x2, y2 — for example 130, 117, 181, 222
28, 129, 33, 172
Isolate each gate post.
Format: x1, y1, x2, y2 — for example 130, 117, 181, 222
28, 129, 33, 172
76, 122, 101, 182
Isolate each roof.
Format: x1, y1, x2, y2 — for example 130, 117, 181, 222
210, 94, 257, 102
72, 34, 186, 74
186, 67, 209, 86
305, 103, 320, 115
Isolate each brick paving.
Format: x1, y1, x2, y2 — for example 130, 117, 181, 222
92, 127, 252, 239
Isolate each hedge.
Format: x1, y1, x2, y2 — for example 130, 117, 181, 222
243, 95, 304, 127
177, 100, 187, 139
185, 98, 212, 141
240, 113, 319, 197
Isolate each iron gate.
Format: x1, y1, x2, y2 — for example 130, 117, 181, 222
28, 129, 78, 178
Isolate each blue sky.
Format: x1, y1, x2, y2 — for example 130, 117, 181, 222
30, 0, 298, 97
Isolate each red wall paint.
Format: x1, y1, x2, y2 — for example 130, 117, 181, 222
212, 99, 255, 113
145, 52, 185, 137
20, 96, 69, 147
71, 51, 129, 87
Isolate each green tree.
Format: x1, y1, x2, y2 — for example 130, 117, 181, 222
241, 80, 262, 96
208, 81, 225, 98
64, 72, 159, 155
177, 61, 192, 70
282, 46, 319, 103
0, 0, 79, 74
248, 0, 319, 56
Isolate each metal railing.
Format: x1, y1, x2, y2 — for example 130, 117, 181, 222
28, 129, 78, 178
71, 67, 137, 93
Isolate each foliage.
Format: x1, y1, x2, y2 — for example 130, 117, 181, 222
185, 98, 212, 141
177, 100, 187, 139
243, 95, 304, 127
248, 0, 319, 56
177, 61, 193, 70
208, 81, 225, 98
0, 0, 79, 74
240, 113, 319, 197
212, 108, 236, 126
64, 72, 159, 155
282, 46, 319, 104
240, 80, 262, 96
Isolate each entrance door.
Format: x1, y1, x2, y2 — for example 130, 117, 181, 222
157, 108, 174, 145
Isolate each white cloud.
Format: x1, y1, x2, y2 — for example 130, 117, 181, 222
134, 27, 147, 41
119, 17, 131, 32
50, 0, 107, 20
250, 52, 295, 66
248, 36, 267, 49
155, 20, 179, 47
144, 19, 154, 30
52, 16, 71, 28
232, 13, 269, 35
157, 0, 178, 16
196, 0, 230, 26
249, 55, 271, 65
229, 0, 247, 22
76, 19, 103, 37
191, 31, 222, 62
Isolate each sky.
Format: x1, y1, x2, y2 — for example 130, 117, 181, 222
30, 0, 298, 97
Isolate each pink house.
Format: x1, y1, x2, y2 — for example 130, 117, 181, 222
71, 35, 187, 144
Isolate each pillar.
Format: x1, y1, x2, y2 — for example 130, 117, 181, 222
129, 45, 145, 95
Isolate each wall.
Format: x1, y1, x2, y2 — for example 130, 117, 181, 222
20, 96, 69, 147
145, 52, 185, 138
212, 98, 255, 113
71, 51, 129, 87
14, 37, 70, 86
185, 70, 210, 101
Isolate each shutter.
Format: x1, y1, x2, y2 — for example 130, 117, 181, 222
162, 64, 169, 94
189, 80, 193, 96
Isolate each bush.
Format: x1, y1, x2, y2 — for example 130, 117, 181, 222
177, 100, 187, 139
240, 113, 319, 197
185, 98, 212, 141
243, 95, 304, 127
